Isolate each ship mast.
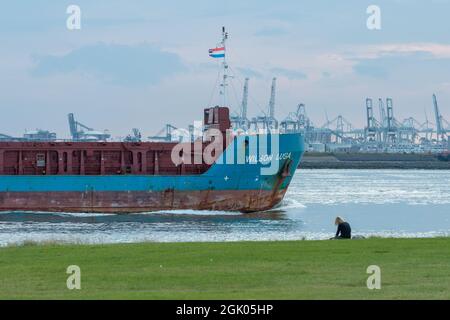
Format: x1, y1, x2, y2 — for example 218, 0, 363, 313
220, 27, 229, 108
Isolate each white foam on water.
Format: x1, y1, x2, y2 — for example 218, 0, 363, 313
2, 229, 449, 247
288, 169, 450, 205
1, 210, 241, 217
141, 209, 242, 216
0, 210, 112, 217
270, 198, 306, 211
50, 212, 113, 217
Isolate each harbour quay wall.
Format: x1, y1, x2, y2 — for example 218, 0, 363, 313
299, 152, 450, 169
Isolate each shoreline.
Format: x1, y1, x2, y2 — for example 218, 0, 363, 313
300, 153, 450, 169
3, 235, 450, 247
300, 161, 450, 169
2, 233, 450, 248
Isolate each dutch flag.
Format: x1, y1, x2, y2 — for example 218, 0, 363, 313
209, 47, 225, 58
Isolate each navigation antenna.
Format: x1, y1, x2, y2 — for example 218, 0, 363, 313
220, 26, 229, 108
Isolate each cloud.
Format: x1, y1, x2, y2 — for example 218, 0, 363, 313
352, 52, 429, 79
347, 43, 450, 60
353, 59, 389, 78
352, 51, 450, 79
254, 27, 288, 37
30, 43, 186, 86
377, 43, 450, 58
270, 67, 307, 80
236, 67, 263, 79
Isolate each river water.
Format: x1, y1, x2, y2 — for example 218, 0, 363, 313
1, 169, 449, 246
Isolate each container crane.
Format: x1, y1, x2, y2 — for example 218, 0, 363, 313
67, 113, 110, 141
251, 77, 278, 130
230, 78, 250, 130
365, 98, 378, 141
433, 94, 446, 141
124, 128, 142, 142
378, 98, 387, 128
148, 124, 178, 142
386, 98, 397, 143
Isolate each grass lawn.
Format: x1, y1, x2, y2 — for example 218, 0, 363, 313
0, 238, 449, 299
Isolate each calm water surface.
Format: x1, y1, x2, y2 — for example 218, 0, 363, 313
1, 169, 449, 246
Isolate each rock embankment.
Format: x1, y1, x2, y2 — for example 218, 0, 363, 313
300, 153, 450, 169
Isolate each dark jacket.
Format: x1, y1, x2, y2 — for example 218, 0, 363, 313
335, 222, 351, 239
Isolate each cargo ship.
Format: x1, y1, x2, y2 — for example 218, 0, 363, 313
0, 28, 304, 213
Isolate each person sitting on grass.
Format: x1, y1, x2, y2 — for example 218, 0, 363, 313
333, 216, 351, 239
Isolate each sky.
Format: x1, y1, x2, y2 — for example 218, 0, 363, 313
0, 0, 449, 138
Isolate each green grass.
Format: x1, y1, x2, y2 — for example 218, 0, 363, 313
1, 238, 449, 299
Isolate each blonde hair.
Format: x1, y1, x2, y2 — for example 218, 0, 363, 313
335, 216, 345, 225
